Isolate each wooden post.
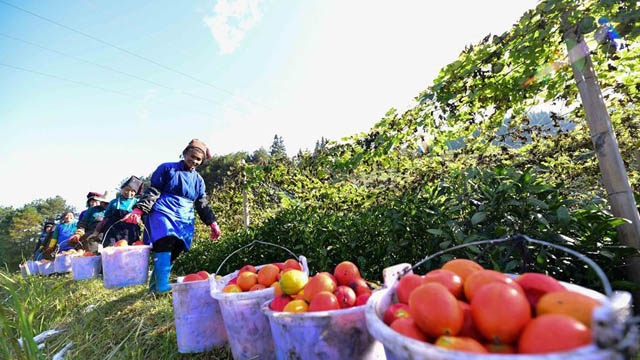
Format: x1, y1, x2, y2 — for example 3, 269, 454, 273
563, 25, 640, 291
241, 162, 249, 231
242, 186, 249, 231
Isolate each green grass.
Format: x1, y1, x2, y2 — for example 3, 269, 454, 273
0, 271, 231, 359
2, 271, 639, 360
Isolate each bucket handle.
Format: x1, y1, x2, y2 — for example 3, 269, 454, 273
102, 218, 150, 247
402, 234, 612, 297
215, 240, 304, 276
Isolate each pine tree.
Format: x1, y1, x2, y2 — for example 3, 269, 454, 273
270, 134, 287, 157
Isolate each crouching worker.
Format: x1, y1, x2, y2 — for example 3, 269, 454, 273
123, 139, 221, 293
67, 192, 110, 252
43, 211, 78, 258
95, 177, 143, 247
33, 220, 55, 261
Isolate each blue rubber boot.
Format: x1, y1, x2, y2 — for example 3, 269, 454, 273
153, 252, 172, 293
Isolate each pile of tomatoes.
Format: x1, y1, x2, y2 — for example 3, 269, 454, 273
385, 258, 601, 354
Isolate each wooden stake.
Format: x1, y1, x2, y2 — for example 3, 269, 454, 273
563, 25, 640, 292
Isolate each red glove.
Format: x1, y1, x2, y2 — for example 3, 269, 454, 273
123, 208, 143, 224
210, 222, 221, 241
68, 235, 80, 244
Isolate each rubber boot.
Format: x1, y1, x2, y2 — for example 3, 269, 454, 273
153, 252, 172, 293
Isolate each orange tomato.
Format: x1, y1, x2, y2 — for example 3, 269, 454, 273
249, 284, 266, 291
464, 269, 522, 301
334, 261, 361, 286
257, 264, 279, 286
237, 271, 258, 291
471, 283, 531, 344
283, 259, 302, 271
518, 314, 591, 354
304, 273, 337, 302
390, 318, 428, 342
270, 281, 283, 296
396, 274, 424, 304
434, 336, 488, 353
441, 259, 483, 282
409, 283, 463, 338
536, 291, 600, 327
222, 284, 242, 293
309, 291, 341, 312
423, 269, 463, 299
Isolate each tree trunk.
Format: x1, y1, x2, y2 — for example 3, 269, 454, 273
563, 26, 640, 295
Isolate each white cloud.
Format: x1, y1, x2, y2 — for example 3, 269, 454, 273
204, 0, 265, 54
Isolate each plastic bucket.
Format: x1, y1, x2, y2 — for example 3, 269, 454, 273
209, 240, 309, 360
27, 260, 39, 275
364, 235, 634, 360
100, 245, 150, 289
38, 261, 55, 276
71, 256, 102, 280
54, 253, 74, 273
210, 266, 280, 360
261, 301, 386, 359
170, 278, 227, 353
19, 264, 28, 278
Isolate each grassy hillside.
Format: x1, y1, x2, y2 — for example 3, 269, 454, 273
0, 271, 230, 359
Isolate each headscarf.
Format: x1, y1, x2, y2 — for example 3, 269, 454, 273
183, 138, 212, 160
121, 176, 144, 194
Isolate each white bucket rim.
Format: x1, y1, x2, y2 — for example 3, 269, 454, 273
171, 277, 212, 290
72, 255, 101, 261
261, 298, 366, 319
99, 244, 151, 254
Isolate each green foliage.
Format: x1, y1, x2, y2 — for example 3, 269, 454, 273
0, 197, 74, 271
176, 166, 635, 291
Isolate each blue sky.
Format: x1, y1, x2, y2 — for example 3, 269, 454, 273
0, 0, 538, 210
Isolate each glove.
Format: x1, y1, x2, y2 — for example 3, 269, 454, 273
43, 247, 54, 255
210, 222, 221, 241
68, 234, 81, 244
123, 208, 143, 224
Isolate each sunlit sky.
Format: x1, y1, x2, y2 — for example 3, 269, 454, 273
0, 0, 538, 211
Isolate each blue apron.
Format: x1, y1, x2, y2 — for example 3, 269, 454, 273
144, 194, 195, 249
56, 222, 78, 252
143, 161, 205, 250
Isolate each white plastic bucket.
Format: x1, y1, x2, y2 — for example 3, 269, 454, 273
19, 264, 28, 278
209, 241, 309, 360
71, 256, 102, 280
364, 234, 636, 360
100, 245, 150, 289
261, 301, 386, 360
38, 261, 55, 275
170, 278, 227, 353
210, 266, 278, 360
366, 283, 624, 360
54, 253, 74, 273
27, 260, 39, 275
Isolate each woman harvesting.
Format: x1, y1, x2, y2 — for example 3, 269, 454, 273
123, 139, 221, 293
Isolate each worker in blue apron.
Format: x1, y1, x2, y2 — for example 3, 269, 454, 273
43, 211, 78, 257
96, 177, 143, 246
123, 139, 221, 293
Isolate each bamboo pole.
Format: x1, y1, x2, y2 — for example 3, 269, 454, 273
563, 25, 640, 291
